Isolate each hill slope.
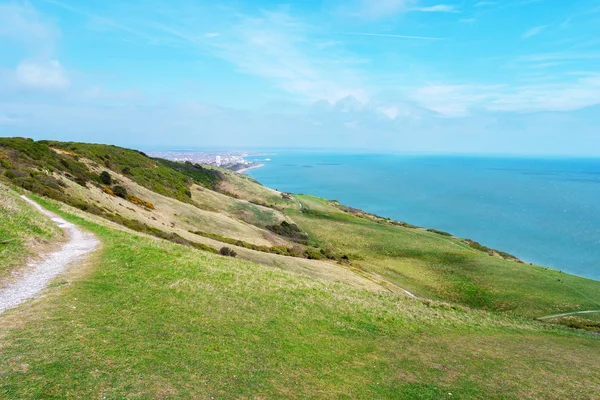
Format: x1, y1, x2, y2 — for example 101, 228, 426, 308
0, 195, 598, 399
1, 137, 599, 323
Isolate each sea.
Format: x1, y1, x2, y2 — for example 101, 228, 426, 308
245, 152, 600, 281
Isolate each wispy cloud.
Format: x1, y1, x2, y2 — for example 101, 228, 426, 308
341, 32, 444, 40
474, 1, 496, 6
14, 60, 70, 90
414, 5, 458, 13
412, 73, 600, 116
201, 10, 368, 103
522, 25, 549, 38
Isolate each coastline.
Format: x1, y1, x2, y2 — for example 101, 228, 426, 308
236, 163, 264, 174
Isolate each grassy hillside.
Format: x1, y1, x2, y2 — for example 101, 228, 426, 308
0, 140, 391, 291
0, 184, 63, 281
1, 196, 599, 399
290, 195, 600, 319
1, 138, 599, 327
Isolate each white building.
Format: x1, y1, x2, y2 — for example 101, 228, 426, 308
215, 155, 221, 166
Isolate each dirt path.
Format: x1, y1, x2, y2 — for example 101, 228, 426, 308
537, 310, 600, 320
0, 196, 99, 314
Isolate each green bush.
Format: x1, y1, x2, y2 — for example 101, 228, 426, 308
267, 221, 308, 244
100, 171, 112, 185
303, 247, 324, 260
113, 185, 128, 198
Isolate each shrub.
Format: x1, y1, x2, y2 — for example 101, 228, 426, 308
113, 185, 128, 198
0, 158, 12, 169
100, 170, 112, 185
101, 186, 115, 196
4, 170, 15, 180
303, 247, 324, 260
427, 228, 452, 237
267, 221, 308, 244
127, 194, 155, 210
219, 247, 237, 257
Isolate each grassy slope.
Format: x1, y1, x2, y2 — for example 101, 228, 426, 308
2, 138, 599, 322
61, 168, 286, 248
0, 197, 599, 400
291, 195, 600, 319
191, 184, 288, 227
217, 169, 298, 209
0, 184, 62, 280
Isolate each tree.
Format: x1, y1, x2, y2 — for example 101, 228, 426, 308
100, 171, 112, 185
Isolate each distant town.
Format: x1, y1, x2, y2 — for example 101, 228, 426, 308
148, 151, 268, 173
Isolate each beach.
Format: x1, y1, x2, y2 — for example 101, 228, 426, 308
236, 163, 264, 174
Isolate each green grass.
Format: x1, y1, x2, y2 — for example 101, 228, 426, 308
42, 140, 223, 202
1, 198, 599, 399
217, 170, 297, 209
291, 195, 600, 319
0, 184, 62, 279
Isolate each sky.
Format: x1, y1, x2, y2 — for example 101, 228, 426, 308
0, 0, 599, 155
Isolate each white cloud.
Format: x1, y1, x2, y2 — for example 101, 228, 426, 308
15, 60, 70, 90
412, 74, 600, 116
415, 5, 458, 12
203, 11, 368, 103
204, 32, 220, 38
475, 1, 496, 6
522, 25, 549, 38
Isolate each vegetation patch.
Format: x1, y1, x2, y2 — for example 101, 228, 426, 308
41, 141, 224, 203
267, 221, 309, 244
219, 246, 237, 257
462, 239, 521, 261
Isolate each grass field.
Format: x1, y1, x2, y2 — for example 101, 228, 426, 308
1, 197, 599, 399
191, 184, 287, 227
290, 195, 600, 318
0, 184, 62, 281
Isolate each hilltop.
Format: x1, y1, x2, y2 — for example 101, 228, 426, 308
1, 138, 599, 399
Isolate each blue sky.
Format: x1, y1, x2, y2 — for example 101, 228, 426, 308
1, 0, 599, 154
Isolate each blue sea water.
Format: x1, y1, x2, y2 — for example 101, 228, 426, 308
246, 153, 600, 281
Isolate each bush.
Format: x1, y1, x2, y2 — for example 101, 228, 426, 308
219, 247, 237, 257
427, 228, 452, 237
127, 194, 155, 210
100, 170, 112, 185
113, 185, 128, 198
267, 221, 308, 244
303, 247, 324, 260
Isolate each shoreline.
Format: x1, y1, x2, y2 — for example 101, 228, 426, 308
236, 163, 264, 174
